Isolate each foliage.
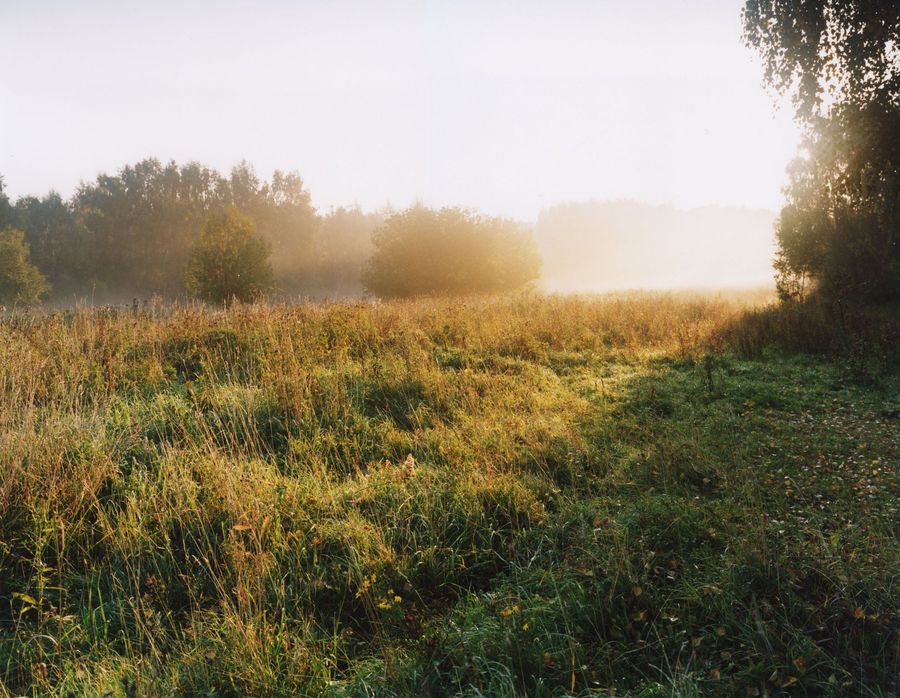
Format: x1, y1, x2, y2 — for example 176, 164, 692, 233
775, 105, 900, 301
0, 176, 13, 229
0, 293, 896, 696
743, 1, 900, 303
0, 226, 49, 305
718, 294, 899, 385
742, 0, 900, 122
3, 160, 321, 300
363, 206, 541, 298
185, 207, 274, 303
12, 192, 85, 297
226, 166, 321, 293
315, 206, 386, 296
2, 163, 541, 304
72, 159, 230, 296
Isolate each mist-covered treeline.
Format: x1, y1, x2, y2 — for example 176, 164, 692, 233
533, 201, 776, 292
1, 160, 541, 304
0, 160, 381, 302
1, 162, 783, 305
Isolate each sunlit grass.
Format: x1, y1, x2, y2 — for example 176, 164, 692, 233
0, 292, 896, 696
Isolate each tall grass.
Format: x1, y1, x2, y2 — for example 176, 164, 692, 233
719, 296, 899, 373
0, 292, 896, 696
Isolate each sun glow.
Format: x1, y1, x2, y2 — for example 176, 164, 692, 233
1, 0, 801, 292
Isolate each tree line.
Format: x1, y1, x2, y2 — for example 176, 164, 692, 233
743, 0, 899, 304
0, 161, 541, 305
0, 160, 373, 302
5, 0, 898, 313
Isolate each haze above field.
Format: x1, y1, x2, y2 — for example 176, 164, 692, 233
2, 0, 798, 217
534, 202, 777, 292
1, 0, 809, 295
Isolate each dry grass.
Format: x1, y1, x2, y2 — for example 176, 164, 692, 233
0, 292, 896, 696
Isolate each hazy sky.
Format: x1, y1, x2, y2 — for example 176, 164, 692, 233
1, 0, 799, 219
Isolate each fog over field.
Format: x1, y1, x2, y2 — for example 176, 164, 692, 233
534, 201, 776, 292
1, 0, 798, 300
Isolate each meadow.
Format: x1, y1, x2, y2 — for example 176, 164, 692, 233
0, 293, 897, 697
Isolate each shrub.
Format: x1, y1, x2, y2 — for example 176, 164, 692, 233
0, 226, 49, 305
185, 207, 273, 303
363, 206, 540, 298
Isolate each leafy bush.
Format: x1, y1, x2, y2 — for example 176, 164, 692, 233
185, 207, 274, 303
363, 206, 540, 298
0, 226, 49, 305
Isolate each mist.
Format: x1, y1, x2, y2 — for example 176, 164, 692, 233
1, 1, 796, 303
1, 0, 799, 219
533, 201, 776, 293
1, 158, 781, 303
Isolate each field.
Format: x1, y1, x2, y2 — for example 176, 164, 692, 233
0, 294, 897, 697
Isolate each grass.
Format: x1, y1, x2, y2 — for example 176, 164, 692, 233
0, 293, 897, 696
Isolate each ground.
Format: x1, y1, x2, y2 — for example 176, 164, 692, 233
0, 295, 896, 696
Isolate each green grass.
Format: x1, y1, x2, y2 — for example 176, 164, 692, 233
0, 294, 897, 696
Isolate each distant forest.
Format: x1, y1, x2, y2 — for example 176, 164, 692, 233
0, 160, 383, 302
0, 159, 780, 304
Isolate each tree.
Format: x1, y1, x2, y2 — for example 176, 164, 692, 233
3, 160, 330, 301
363, 206, 541, 298
229, 165, 320, 291
742, 1, 899, 123
774, 105, 899, 301
74, 159, 225, 296
0, 227, 49, 305
0, 176, 13, 229
185, 207, 274, 303
743, 0, 900, 302
14, 192, 84, 296
315, 206, 385, 295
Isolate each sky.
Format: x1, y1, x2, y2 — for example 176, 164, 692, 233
0, 0, 800, 220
